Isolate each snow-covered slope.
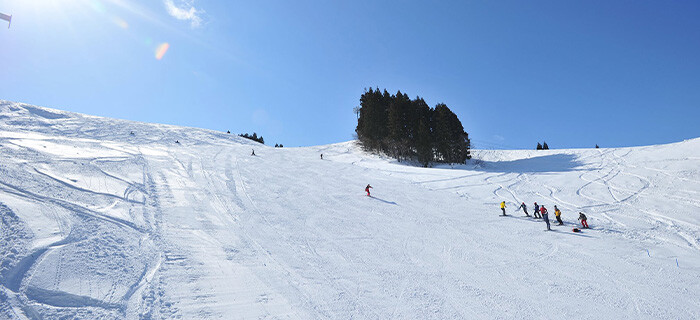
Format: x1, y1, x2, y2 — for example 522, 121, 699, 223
0, 100, 698, 319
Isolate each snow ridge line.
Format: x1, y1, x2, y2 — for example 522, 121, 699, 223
32, 168, 145, 205
0, 180, 144, 233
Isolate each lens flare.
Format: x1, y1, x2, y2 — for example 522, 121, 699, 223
155, 42, 170, 60
113, 17, 129, 29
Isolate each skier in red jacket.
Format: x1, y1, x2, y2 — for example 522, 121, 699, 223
365, 184, 372, 196
541, 205, 550, 230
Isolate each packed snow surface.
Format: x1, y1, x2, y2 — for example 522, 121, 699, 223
0, 100, 699, 319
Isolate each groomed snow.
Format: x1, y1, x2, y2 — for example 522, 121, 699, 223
0, 100, 699, 319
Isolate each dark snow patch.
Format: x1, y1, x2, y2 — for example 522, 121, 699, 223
26, 286, 123, 309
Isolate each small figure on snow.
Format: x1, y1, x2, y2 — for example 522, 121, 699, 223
554, 205, 563, 225
578, 212, 589, 229
541, 205, 550, 230
321, 154, 323, 160
533, 202, 541, 218
251, 149, 255, 156
518, 202, 529, 216
175, 140, 180, 144
130, 131, 134, 135
365, 184, 373, 196
500, 201, 507, 216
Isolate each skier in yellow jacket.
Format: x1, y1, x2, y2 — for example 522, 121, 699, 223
554, 205, 564, 225
500, 201, 506, 216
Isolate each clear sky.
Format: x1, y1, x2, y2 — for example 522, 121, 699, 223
1, 0, 699, 149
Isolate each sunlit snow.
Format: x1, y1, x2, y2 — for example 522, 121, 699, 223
0, 100, 698, 319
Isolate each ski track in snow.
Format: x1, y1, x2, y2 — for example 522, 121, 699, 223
1, 100, 700, 319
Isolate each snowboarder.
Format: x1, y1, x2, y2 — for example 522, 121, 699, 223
541, 205, 550, 230
518, 202, 529, 216
251, 149, 255, 156
365, 184, 372, 196
533, 202, 541, 218
578, 212, 589, 228
500, 201, 507, 216
554, 205, 563, 225
321, 154, 323, 160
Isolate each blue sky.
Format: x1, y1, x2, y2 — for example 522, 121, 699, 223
1, 0, 699, 149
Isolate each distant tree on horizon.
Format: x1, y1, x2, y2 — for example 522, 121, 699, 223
239, 132, 265, 144
543, 141, 549, 150
537, 142, 543, 150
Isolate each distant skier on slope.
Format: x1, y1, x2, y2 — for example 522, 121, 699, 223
321, 154, 323, 160
500, 201, 507, 216
517, 202, 529, 216
251, 149, 255, 156
578, 212, 589, 228
533, 202, 541, 218
554, 205, 564, 225
365, 184, 372, 196
541, 205, 550, 230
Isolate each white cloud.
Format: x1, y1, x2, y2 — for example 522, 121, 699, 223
163, 0, 203, 28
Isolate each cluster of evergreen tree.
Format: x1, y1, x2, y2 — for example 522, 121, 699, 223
239, 132, 264, 144
355, 88, 471, 167
274, 144, 284, 148
536, 142, 550, 150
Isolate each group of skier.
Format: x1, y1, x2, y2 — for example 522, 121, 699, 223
501, 201, 589, 231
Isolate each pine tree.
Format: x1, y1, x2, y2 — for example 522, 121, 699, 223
432, 104, 469, 163
543, 141, 549, 150
356, 88, 390, 151
596, 144, 599, 148
433, 104, 452, 162
537, 142, 543, 150
416, 118, 433, 167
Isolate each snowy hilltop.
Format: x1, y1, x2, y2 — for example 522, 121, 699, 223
0, 100, 699, 319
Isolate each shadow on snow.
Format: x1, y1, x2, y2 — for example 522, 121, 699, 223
468, 153, 587, 173
369, 196, 397, 205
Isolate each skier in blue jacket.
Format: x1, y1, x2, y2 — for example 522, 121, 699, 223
518, 202, 529, 216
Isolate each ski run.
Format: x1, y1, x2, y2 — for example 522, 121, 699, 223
0, 100, 699, 319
